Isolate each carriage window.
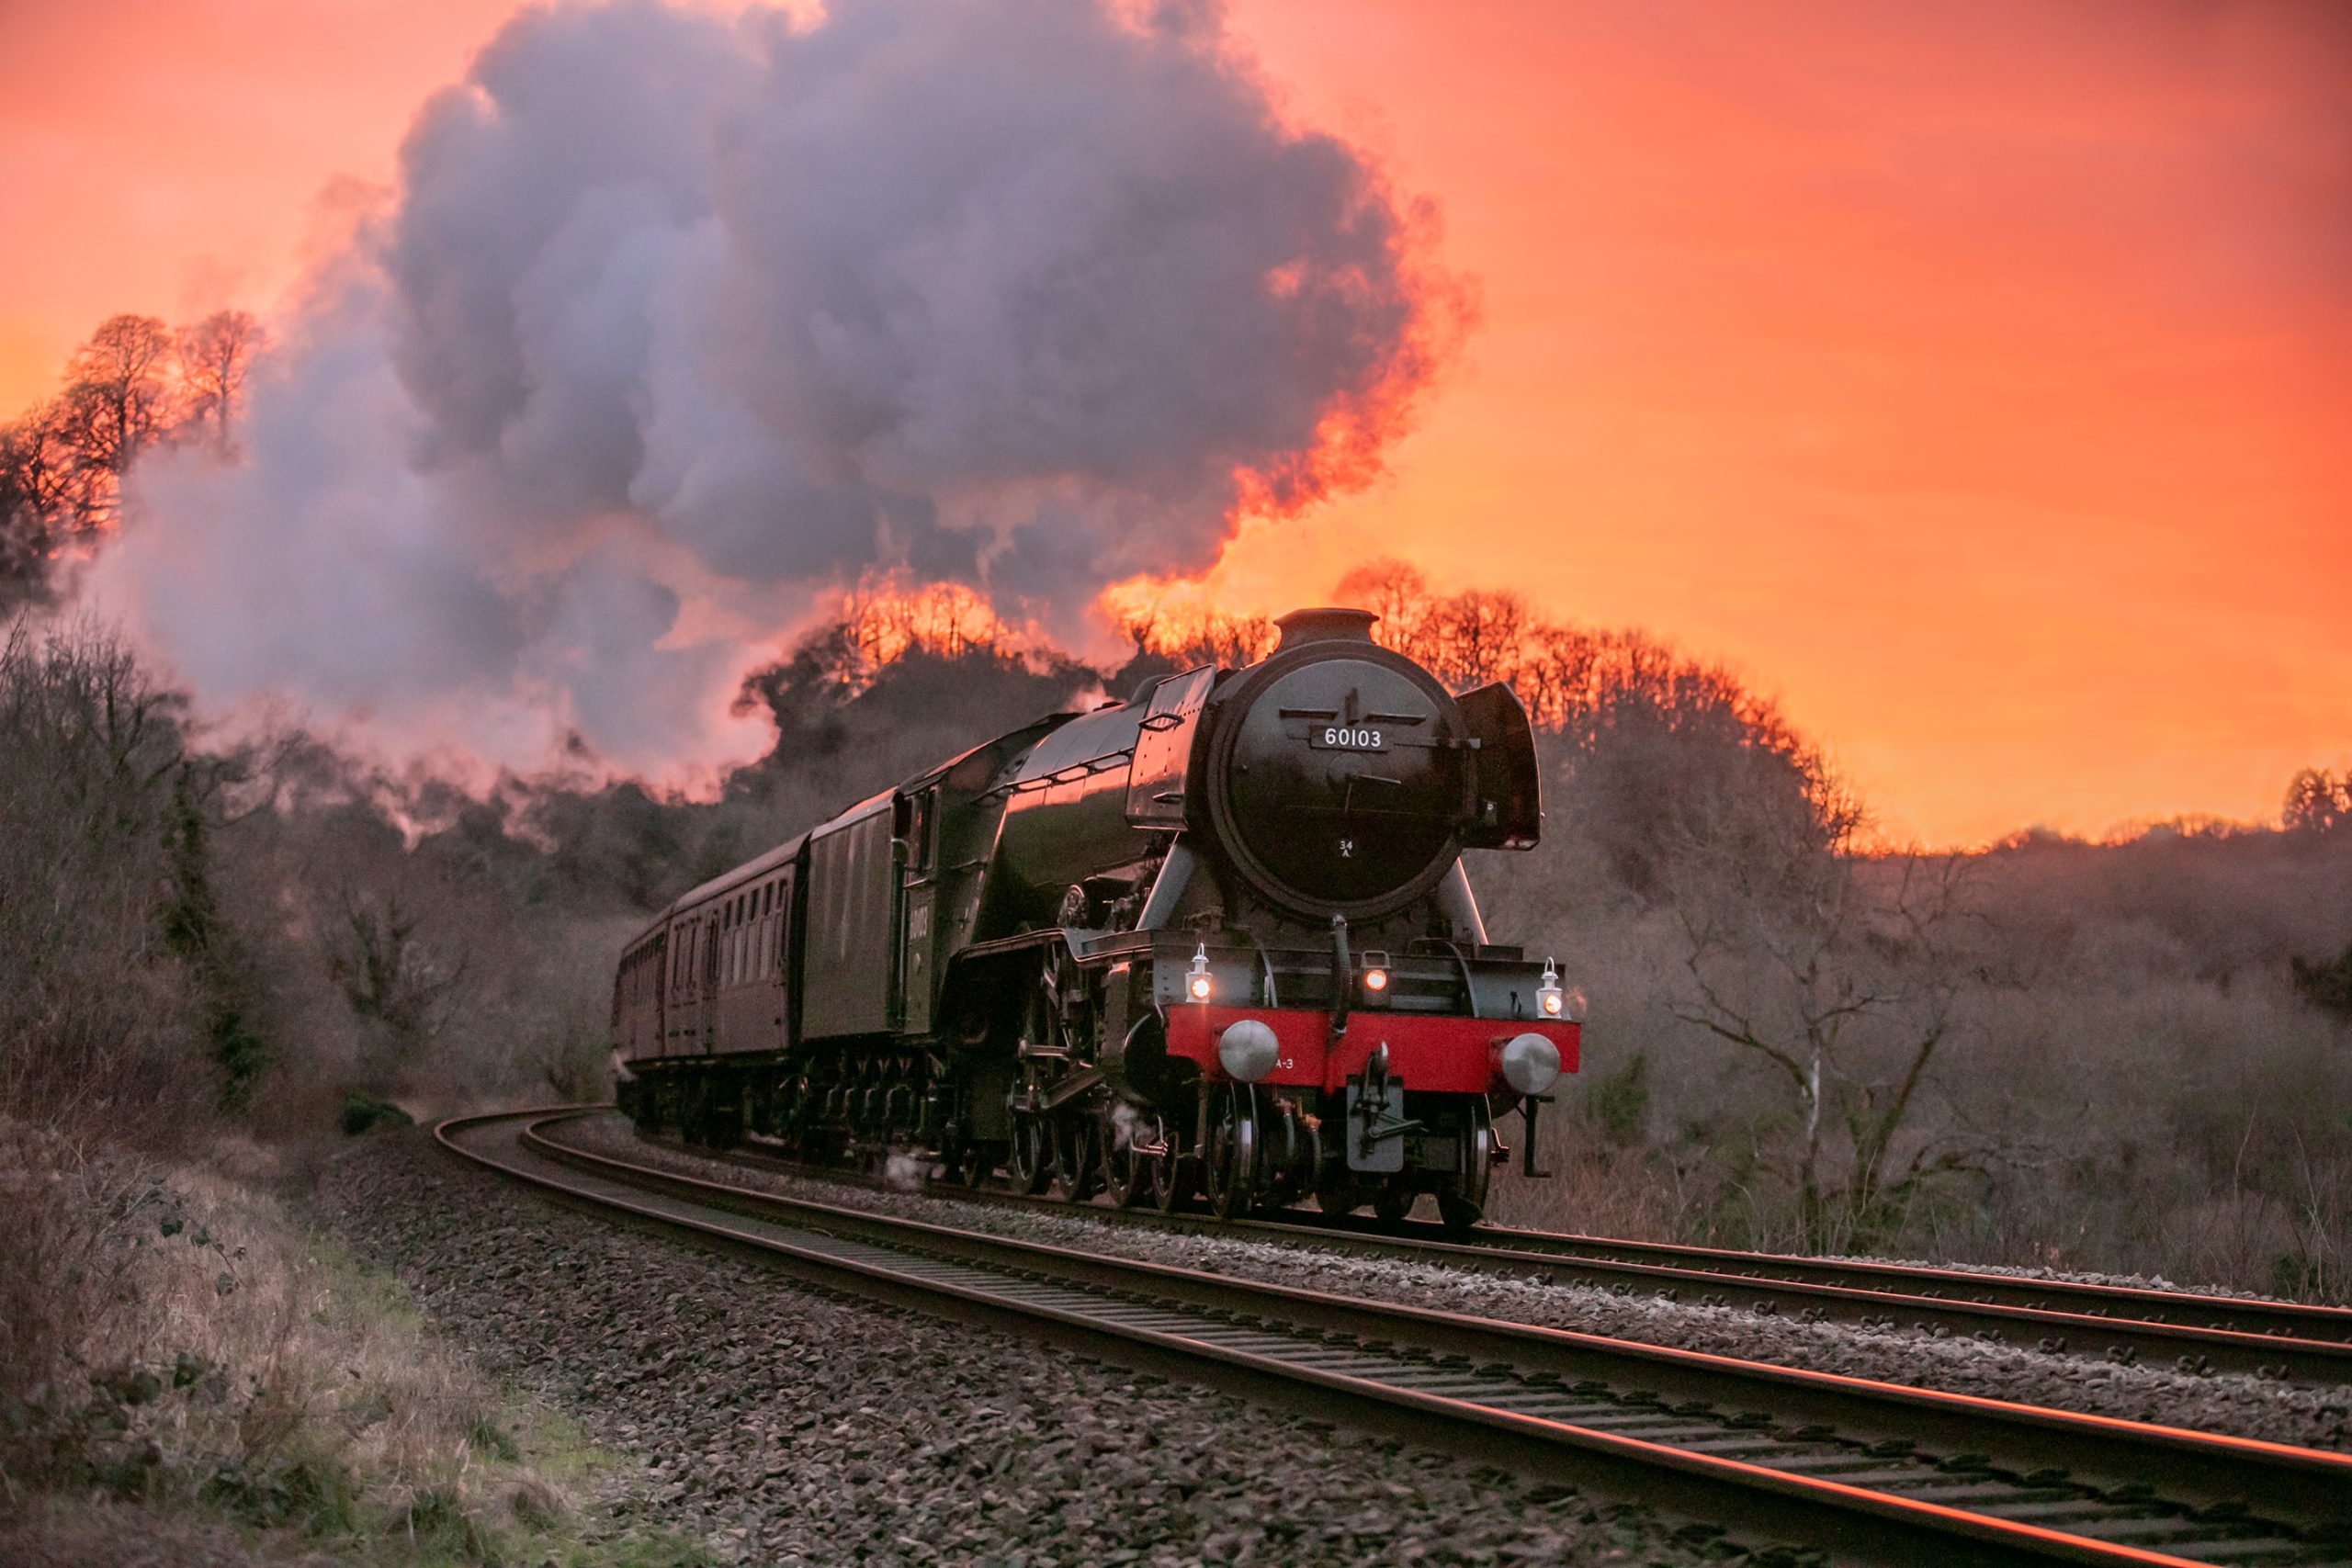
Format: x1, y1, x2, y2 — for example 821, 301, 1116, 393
901, 794, 933, 870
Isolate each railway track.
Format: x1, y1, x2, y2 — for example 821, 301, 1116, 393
594, 1118, 2352, 1387
443, 1108, 2352, 1567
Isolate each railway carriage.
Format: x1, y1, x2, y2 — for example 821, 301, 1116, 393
611, 606, 1582, 1229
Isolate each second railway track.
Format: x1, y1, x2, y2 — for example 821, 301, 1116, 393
594, 1118, 2352, 1387
446, 1108, 2352, 1568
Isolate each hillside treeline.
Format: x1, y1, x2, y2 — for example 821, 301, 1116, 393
8, 560, 2350, 1303
3, 310, 2348, 1298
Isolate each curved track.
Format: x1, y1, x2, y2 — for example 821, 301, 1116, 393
444, 1108, 2352, 1568
608, 1120, 2352, 1386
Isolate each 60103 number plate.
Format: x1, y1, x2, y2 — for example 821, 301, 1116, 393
1310, 725, 1387, 752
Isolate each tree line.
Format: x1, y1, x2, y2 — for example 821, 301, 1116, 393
4, 302, 2344, 1278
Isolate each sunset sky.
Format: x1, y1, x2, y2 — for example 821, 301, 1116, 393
3, 0, 2346, 845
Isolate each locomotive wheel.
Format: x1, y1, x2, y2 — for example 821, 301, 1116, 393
934, 1125, 971, 1185
1006, 1111, 1054, 1195
965, 1139, 1006, 1187
1315, 1169, 1360, 1217
1056, 1115, 1103, 1201
1371, 1182, 1413, 1224
1103, 1111, 1159, 1209
1151, 1126, 1195, 1213
1438, 1100, 1493, 1235
1204, 1083, 1259, 1221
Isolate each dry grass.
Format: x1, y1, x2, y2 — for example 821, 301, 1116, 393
0, 1119, 710, 1564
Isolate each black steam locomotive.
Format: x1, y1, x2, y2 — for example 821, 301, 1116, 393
610, 607, 1581, 1229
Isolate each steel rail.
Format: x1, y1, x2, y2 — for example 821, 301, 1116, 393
1409, 1221, 2352, 1347
440, 1108, 2352, 1568
619, 1122, 2352, 1386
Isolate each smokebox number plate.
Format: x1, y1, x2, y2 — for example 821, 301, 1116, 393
1310, 726, 1387, 753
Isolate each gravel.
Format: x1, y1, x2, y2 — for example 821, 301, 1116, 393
559, 1117, 2352, 1454
1812, 1250, 2320, 1303
311, 1129, 1721, 1567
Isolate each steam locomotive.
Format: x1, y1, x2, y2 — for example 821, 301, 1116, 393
610, 607, 1581, 1229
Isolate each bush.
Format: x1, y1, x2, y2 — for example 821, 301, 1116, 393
339, 1094, 414, 1137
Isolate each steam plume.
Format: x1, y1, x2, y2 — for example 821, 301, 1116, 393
92, 0, 1464, 782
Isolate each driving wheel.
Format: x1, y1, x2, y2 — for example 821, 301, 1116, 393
1104, 1110, 1160, 1209
1203, 1082, 1259, 1221
1005, 1104, 1053, 1195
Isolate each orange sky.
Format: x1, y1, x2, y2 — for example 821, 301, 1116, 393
3, 0, 2346, 845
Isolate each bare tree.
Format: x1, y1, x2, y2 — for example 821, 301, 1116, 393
1108, 593, 1274, 669
3, 410, 82, 602
61, 315, 175, 489
1333, 556, 1436, 663
332, 890, 465, 1070
1665, 763, 1981, 1250
174, 309, 266, 452
1422, 586, 1528, 690
1512, 623, 1598, 729
5, 312, 210, 598
2285, 769, 2350, 836
0, 616, 205, 1137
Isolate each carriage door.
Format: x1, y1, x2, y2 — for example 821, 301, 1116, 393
650, 930, 669, 1057
768, 869, 794, 1052
696, 912, 720, 1050
896, 788, 940, 1035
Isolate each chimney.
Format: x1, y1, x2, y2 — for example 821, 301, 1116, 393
1272, 606, 1379, 649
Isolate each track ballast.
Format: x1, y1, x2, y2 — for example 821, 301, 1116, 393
616, 1120, 2352, 1388
444, 1108, 2352, 1568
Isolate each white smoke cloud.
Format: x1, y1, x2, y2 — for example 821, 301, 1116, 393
93, 0, 1461, 783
